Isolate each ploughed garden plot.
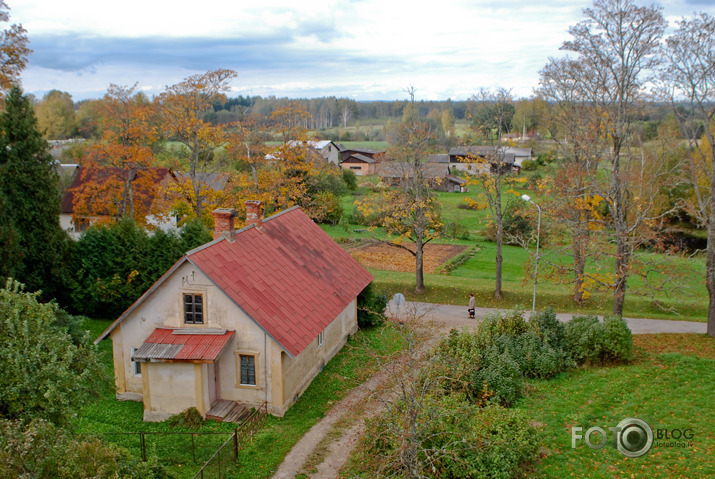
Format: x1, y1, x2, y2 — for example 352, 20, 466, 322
346, 240, 466, 273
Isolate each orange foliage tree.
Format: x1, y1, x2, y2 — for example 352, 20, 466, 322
71, 84, 161, 227
0, 1, 29, 92
157, 69, 237, 221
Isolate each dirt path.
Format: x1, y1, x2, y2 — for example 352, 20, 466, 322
271, 302, 707, 478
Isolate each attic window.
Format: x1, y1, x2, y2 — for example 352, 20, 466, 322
183, 294, 204, 324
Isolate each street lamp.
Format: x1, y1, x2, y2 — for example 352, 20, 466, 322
521, 194, 541, 313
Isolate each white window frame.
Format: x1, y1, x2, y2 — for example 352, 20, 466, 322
131, 348, 141, 377
318, 330, 324, 349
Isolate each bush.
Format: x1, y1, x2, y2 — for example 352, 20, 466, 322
444, 219, 470, 240
0, 280, 106, 426
471, 345, 523, 406
364, 395, 537, 479
341, 168, 358, 191
357, 282, 388, 327
69, 218, 211, 317
521, 159, 537, 171
165, 407, 205, 429
532, 308, 565, 350
563, 315, 605, 365
601, 315, 634, 363
0, 419, 175, 478
562, 314, 633, 365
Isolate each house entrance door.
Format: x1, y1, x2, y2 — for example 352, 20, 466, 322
207, 362, 219, 405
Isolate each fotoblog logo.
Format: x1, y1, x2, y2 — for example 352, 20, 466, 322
572, 418, 654, 458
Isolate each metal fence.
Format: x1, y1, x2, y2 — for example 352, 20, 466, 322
193, 402, 268, 479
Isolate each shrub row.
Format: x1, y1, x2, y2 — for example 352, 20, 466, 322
430, 309, 633, 407
435, 245, 479, 274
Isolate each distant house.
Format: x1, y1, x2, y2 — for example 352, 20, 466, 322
94, 202, 373, 420
378, 161, 467, 193
60, 167, 175, 238
339, 147, 385, 176
310, 140, 341, 165
428, 146, 529, 174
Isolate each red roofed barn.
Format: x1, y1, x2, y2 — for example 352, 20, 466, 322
95, 201, 373, 421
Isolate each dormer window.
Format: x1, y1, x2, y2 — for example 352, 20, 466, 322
184, 294, 204, 324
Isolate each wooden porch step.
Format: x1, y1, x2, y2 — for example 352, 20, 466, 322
206, 399, 234, 422
206, 400, 251, 423
223, 403, 250, 423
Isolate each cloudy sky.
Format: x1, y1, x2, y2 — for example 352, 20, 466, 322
10, 0, 715, 102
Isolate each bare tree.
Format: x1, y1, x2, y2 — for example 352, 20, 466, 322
661, 13, 715, 336
543, 0, 670, 316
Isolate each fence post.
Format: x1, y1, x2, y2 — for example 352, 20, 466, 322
233, 428, 238, 462
192, 434, 197, 464
140, 432, 146, 462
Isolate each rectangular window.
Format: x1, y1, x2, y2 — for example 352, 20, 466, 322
239, 355, 256, 386
183, 294, 204, 324
132, 348, 141, 376
318, 331, 324, 348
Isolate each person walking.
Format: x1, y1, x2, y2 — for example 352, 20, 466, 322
468, 293, 475, 319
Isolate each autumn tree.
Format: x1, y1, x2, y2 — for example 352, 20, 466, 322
71, 84, 160, 227
543, 0, 670, 316
0, 1, 29, 92
661, 12, 715, 336
357, 89, 442, 294
0, 86, 71, 303
465, 88, 517, 298
158, 69, 238, 220
540, 58, 605, 304
34, 90, 78, 139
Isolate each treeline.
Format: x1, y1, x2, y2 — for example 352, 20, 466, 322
34, 88, 693, 143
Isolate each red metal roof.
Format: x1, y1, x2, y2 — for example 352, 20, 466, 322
134, 328, 235, 362
188, 207, 373, 357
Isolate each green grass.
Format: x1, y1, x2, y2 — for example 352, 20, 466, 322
326, 185, 709, 322
77, 318, 405, 479
519, 335, 715, 478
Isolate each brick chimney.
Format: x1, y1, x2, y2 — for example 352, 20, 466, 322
212, 208, 237, 241
244, 200, 264, 228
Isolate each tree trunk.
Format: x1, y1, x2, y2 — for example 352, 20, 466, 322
612, 239, 629, 317
494, 180, 503, 298
415, 236, 425, 294
707, 173, 715, 337
573, 236, 586, 304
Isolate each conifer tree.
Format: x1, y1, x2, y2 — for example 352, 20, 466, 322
0, 86, 71, 302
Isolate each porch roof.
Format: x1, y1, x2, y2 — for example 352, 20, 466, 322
132, 328, 234, 363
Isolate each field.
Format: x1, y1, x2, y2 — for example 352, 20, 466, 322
346, 240, 466, 273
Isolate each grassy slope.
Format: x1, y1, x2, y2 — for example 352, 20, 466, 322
520, 335, 714, 478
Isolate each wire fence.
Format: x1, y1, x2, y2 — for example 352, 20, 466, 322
87, 402, 268, 479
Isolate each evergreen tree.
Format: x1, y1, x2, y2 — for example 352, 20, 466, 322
0, 86, 71, 302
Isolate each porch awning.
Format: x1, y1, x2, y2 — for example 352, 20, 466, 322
132, 328, 235, 363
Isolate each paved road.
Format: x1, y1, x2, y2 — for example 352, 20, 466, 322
387, 301, 708, 335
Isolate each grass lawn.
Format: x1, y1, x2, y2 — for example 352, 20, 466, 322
327, 184, 709, 322
520, 334, 715, 478
77, 318, 405, 478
